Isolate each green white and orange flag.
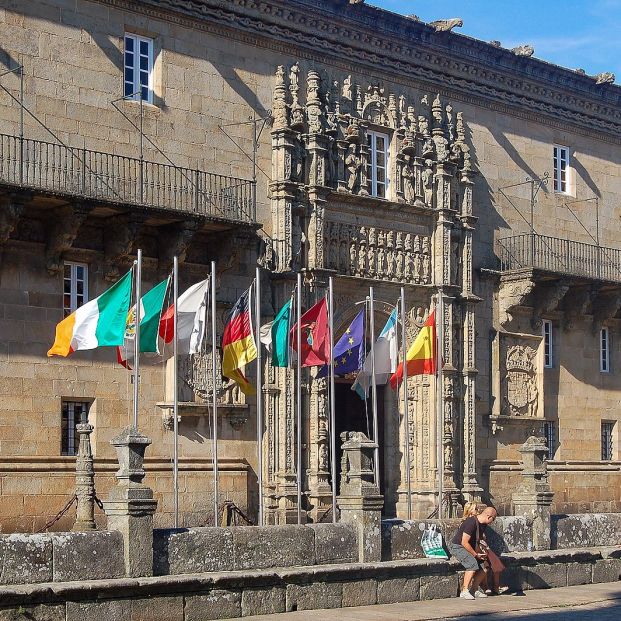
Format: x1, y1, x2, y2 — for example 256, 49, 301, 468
389, 309, 437, 388
221, 286, 257, 395
48, 269, 133, 357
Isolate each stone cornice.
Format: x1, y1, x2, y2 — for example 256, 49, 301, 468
105, 0, 621, 141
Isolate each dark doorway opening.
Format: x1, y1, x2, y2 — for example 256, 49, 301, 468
334, 381, 385, 495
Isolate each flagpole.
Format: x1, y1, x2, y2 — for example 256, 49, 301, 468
211, 261, 219, 526
133, 248, 142, 430
173, 256, 179, 528
369, 287, 379, 487
400, 287, 412, 520
296, 272, 302, 524
436, 293, 444, 520
328, 276, 336, 523
255, 267, 264, 526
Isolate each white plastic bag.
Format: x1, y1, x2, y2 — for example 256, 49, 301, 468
421, 524, 449, 559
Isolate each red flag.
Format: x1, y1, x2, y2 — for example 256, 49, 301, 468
290, 297, 330, 367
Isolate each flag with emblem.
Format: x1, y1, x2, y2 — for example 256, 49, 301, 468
318, 309, 364, 378
352, 307, 398, 399
390, 309, 436, 389
290, 297, 330, 367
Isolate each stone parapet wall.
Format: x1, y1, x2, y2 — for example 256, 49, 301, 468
154, 524, 358, 575
1, 547, 619, 619
552, 514, 621, 549
0, 531, 123, 585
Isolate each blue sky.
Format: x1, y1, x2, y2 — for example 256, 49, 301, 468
368, 1, 621, 82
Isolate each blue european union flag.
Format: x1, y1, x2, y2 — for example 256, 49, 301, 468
317, 309, 365, 378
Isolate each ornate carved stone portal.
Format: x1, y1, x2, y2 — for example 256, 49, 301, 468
267, 63, 478, 521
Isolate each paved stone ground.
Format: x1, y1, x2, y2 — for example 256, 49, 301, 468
231, 582, 621, 620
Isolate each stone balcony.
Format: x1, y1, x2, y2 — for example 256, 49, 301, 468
0, 132, 257, 228
496, 233, 621, 330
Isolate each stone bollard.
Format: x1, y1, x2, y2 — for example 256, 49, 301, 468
103, 427, 157, 577
337, 431, 384, 562
511, 436, 554, 550
72, 420, 96, 531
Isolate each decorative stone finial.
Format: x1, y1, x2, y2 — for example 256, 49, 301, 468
512, 45, 535, 57
489, 40, 502, 48
429, 18, 463, 33
110, 426, 152, 486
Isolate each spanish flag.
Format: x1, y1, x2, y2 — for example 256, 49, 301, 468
389, 310, 437, 388
222, 287, 257, 395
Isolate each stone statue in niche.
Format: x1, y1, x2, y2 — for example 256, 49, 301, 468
290, 62, 305, 129
349, 228, 359, 275
357, 226, 367, 275
422, 162, 434, 206
291, 139, 305, 183
422, 237, 431, 283
404, 233, 413, 281
451, 238, 460, 285
503, 345, 539, 417
402, 156, 416, 203
413, 235, 423, 283
345, 143, 362, 192
377, 230, 386, 278
339, 227, 349, 273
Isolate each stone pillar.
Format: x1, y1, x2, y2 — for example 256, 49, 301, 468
337, 432, 384, 562
103, 427, 158, 577
72, 421, 96, 531
512, 436, 554, 550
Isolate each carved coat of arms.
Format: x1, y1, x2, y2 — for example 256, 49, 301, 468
503, 345, 538, 417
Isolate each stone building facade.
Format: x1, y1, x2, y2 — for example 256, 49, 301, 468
0, 0, 619, 530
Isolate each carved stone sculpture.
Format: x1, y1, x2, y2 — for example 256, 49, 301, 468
429, 18, 463, 32
595, 72, 615, 85
503, 345, 538, 417
345, 143, 361, 192
45, 204, 89, 276
512, 45, 535, 57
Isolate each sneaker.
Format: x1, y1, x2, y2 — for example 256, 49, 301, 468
474, 589, 488, 598
460, 590, 475, 600
496, 586, 510, 595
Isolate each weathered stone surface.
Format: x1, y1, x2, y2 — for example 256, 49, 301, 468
341, 578, 377, 607
0, 605, 63, 621
185, 590, 241, 621
488, 516, 532, 553
309, 524, 357, 565
153, 528, 234, 575
0, 534, 52, 585
381, 519, 460, 561
66, 600, 132, 621
419, 573, 458, 600
241, 587, 286, 616
552, 514, 621, 549
592, 559, 621, 583
377, 577, 420, 604
566, 562, 593, 586
286, 582, 342, 611
526, 563, 567, 589
502, 566, 529, 592
232, 525, 315, 570
51, 531, 124, 582
130, 596, 184, 621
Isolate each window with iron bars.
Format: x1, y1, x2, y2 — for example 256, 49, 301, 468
601, 421, 615, 461
543, 421, 557, 460
61, 401, 90, 456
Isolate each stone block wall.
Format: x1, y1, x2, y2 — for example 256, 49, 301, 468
552, 513, 621, 549
153, 524, 358, 575
0, 531, 124, 585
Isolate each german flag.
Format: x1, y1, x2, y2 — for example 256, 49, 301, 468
222, 287, 257, 395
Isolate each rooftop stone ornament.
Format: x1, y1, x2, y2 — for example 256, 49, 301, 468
429, 18, 463, 33
512, 45, 535, 57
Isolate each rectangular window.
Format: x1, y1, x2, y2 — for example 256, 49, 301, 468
543, 421, 557, 460
543, 319, 553, 368
600, 327, 610, 373
601, 421, 615, 461
61, 401, 90, 456
63, 262, 88, 317
124, 33, 154, 103
553, 145, 570, 194
366, 130, 389, 198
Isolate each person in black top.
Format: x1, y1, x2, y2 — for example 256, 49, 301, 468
448, 506, 497, 600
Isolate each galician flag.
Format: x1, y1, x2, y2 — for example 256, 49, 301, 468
259, 298, 292, 367
48, 269, 133, 357
117, 277, 170, 367
390, 310, 436, 389
352, 307, 398, 399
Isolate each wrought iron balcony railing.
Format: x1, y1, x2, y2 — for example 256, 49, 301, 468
0, 133, 256, 224
498, 233, 621, 283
